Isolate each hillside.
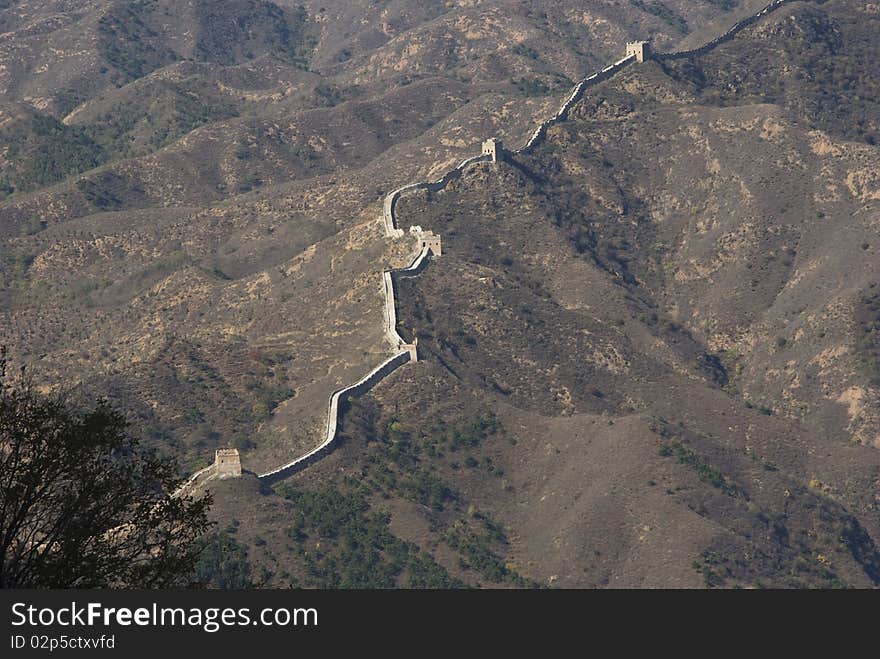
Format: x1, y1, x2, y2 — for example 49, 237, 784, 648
203, 0, 880, 589
2, 0, 879, 588
1, 0, 755, 471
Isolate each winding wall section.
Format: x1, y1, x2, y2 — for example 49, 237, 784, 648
383, 154, 493, 237
178, 0, 800, 492
656, 0, 793, 61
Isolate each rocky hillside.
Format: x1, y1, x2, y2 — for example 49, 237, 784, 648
204, 0, 880, 589
2, 0, 878, 588
1, 0, 758, 471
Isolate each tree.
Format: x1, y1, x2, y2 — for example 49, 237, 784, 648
0, 349, 213, 588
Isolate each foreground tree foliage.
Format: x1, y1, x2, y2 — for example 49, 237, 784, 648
0, 350, 213, 588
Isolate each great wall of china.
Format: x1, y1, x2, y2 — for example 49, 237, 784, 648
177, 0, 797, 495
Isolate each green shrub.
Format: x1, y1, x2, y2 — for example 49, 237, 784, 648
194, 532, 254, 588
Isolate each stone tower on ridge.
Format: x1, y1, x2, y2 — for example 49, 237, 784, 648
482, 138, 503, 163
626, 40, 651, 63
410, 225, 442, 257
214, 448, 242, 478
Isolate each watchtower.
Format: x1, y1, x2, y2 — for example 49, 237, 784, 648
482, 138, 503, 163
625, 40, 651, 63
403, 337, 418, 362
214, 448, 242, 479
410, 226, 442, 256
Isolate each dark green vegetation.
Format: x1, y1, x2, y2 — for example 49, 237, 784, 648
1, 0, 314, 195
98, 0, 311, 85
298, 400, 534, 587
704, 0, 739, 10
651, 418, 880, 588
81, 84, 240, 158
705, 0, 739, 11
663, 2, 880, 145
356, 0, 880, 587
0, 111, 105, 195
657, 440, 734, 494
191, 1, 312, 68
111, 342, 300, 472
0, 350, 212, 588
512, 73, 573, 98
278, 486, 462, 588
855, 284, 880, 386
76, 173, 129, 211
98, 1, 181, 85
194, 531, 254, 588
200, 400, 533, 588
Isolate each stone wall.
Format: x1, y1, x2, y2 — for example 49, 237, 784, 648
258, 350, 412, 483
173, 462, 217, 497
383, 154, 492, 237
517, 53, 637, 153
173, 448, 240, 494
258, 241, 435, 482
656, 0, 796, 61
383, 245, 432, 348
